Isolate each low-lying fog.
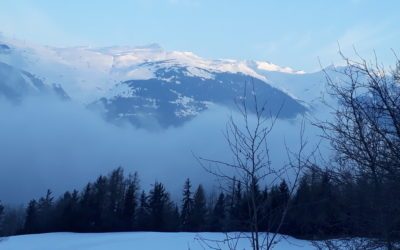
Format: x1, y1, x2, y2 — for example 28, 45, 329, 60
0, 95, 323, 204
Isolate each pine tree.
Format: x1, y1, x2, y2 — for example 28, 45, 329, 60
136, 191, 149, 230
78, 183, 95, 232
210, 192, 226, 232
0, 200, 4, 235
122, 172, 139, 230
192, 184, 207, 231
54, 191, 71, 231
228, 181, 244, 231
165, 203, 180, 232
92, 175, 108, 231
38, 189, 54, 211
37, 189, 54, 232
108, 167, 125, 214
258, 186, 269, 231
0, 201, 3, 218
289, 175, 312, 236
106, 167, 125, 231
24, 199, 38, 234
276, 180, 290, 232
267, 185, 282, 231
279, 180, 290, 206
54, 190, 80, 232
315, 171, 340, 235
180, 178, 193, 231
148, 182, 172, 231
68, 190, 80, 231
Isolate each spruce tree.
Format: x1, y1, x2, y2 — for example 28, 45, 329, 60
136, 191, 149, 230
180, 178, 193, 231
106, 167, 125, 231
165, 203, 180, 232
279, 180, 290, 206
289, 176, 311, 236
0, 201, 3, 218
258, 186, 269, 231
192, 184, 207, 231
228, 181, 244, 231
24, 199, 38, 234
38, 189, 54, 211
92, 175, 108, 231
148, 182, 172, 231
37, 189, 54, 232
78, 183, 95, 232
55, 190, 80, 232
0, 201, 4, 235
108, 167, 125, 215
122, 172, 139, 230
210, 192, 225, 232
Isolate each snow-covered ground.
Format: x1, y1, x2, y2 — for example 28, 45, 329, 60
0, 232, 314, 250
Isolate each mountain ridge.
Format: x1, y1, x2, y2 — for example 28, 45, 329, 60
0, 36, 320, 127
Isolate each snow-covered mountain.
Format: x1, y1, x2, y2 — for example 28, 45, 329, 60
0, 35, 333, 204
0, 35, 324, 128
0, 61, 68, 103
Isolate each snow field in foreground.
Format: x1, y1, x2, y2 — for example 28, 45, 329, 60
0, 232, 314, 250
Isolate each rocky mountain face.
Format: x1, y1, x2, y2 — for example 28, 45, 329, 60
0, 61, 69, 103
0, 37, 317, 128
96, 65, 306, 127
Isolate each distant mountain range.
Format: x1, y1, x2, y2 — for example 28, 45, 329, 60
0, 61, 68, 101
0, 35, 330, 128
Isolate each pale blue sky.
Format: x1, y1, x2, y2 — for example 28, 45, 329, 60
0, 0, 399, 71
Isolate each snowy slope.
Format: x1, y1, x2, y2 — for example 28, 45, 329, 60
0, 232, 314, 250
0, 36, 114, 103
0, 35, 326, 127
96, 69, 307, 127
0, 35, 307, 104
0, 61, 69, 102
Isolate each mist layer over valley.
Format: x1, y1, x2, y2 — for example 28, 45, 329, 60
0, 93, 322, 204
0, 37, 327, 204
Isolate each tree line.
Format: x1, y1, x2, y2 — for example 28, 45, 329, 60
0, 165, 399, 243
0, 167, 289, 235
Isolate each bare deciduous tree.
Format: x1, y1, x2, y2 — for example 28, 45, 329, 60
315, 51, 400, 249
195, 82, 310, 250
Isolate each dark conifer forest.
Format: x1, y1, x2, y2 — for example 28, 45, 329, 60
0, 165, 399, 242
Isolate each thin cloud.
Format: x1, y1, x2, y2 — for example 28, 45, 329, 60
315, 23, 400, 70
0, 3, 85, 47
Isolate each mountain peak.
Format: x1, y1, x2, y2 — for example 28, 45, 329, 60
0, 35, 311, 104
135, 43, 163, 50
